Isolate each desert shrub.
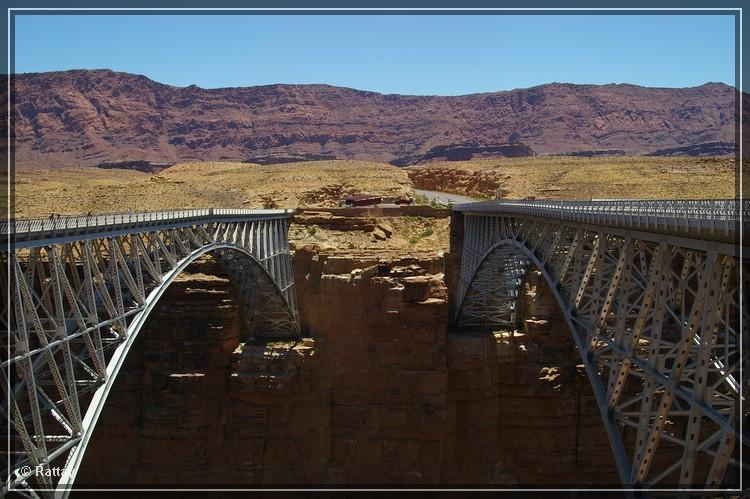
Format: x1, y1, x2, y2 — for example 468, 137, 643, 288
415, 194, 430, 205
261, 196, 279, 209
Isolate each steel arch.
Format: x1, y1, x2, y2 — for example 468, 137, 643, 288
456, 237, 633, 482
57, 243, 289, 496
453, 202, 747, 490
2, 209, 300, 498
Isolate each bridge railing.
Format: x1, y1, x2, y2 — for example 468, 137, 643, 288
454, 199, 746, 239
1, 208, 296, 241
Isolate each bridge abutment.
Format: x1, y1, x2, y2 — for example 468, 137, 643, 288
446, 210, 464, 325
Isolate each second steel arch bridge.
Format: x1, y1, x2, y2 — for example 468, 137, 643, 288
452, 198, 747, 489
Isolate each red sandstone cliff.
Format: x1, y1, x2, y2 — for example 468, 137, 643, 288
12, 69, 742, 169
77, 250, 622, 486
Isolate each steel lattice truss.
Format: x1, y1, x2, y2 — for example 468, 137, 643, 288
1, 209, 299, 497
454, 199, 747, 489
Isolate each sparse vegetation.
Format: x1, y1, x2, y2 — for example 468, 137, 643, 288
415, 193, 448, 208
261, 195, 279, 209
15, 156, 735, 257
290, 213, 450, 252
14, 160, 414, 217
400, 216, 437, 245
406, 156, 735, 200
16, 156, 735, 219
415, 193, 430, 205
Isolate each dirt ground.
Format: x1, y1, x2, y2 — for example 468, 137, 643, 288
15, 157, 736, 219
406, 156, 736, 200
13, 156, 736, 255
14, 160, 413, 218
289, 211, 451, 253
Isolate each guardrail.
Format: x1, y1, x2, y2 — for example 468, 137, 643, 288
1, 208, 296, 242
453, 199, 747, 239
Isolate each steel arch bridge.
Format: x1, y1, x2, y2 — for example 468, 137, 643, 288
453, 199, 748, 489
1, 208, 299, 497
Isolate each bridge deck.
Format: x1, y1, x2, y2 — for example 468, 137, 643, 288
454, 198, 745, 243
3, 208, 297, 248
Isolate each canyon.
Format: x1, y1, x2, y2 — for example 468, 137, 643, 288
74, 211, 621, 488
13, 69, 742, 170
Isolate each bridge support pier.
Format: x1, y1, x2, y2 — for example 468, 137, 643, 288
446, 210, 464, 326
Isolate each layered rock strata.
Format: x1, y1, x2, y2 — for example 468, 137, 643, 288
15, 69, 740, 168
78, 250, 623, 486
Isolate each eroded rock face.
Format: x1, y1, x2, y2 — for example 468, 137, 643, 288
406, 166, 507, 199
292, 246, 450, 483
224, 338, 331, 483
13, 69, 741, 169
76, 256, 328, 486
444, 270, 619, 485
77, 252, 622, 487
391, 142, 535, 166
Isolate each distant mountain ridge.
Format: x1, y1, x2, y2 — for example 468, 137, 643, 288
12, 69, 743, 169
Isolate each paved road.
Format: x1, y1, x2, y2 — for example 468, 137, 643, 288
415, 189, 478, 206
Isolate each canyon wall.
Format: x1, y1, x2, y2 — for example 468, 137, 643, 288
443, 270, 618, 485
76, 256, 330, 486
76, 246, 621, 487
293, 247, 449, 483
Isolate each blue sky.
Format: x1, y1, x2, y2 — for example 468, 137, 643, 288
13, 14, 736, 95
